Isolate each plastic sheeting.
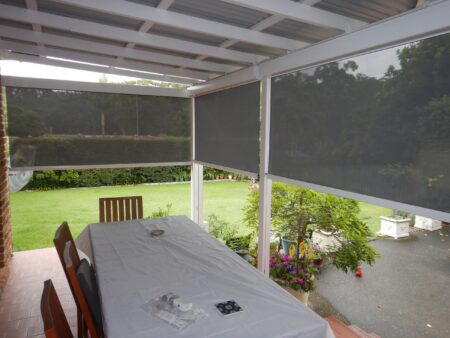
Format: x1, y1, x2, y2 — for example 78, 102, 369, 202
89, 216, 334, 338
8, 170, 32, 192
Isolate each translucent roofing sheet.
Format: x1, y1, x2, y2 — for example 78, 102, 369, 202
316, 0, 416, 22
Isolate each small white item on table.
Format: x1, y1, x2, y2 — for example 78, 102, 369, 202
141, 293, 207, 330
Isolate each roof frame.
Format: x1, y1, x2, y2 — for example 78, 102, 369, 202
0, 25, 235, 74
119, 0, 175, 62
49, 0, 307, 50
0, 39, 209, 83
189, 0, 450, 95
0, 4, 266, 64
219, 0, 367, 32
196, 14, 286, 62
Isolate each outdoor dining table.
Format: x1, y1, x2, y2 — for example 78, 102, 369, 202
88, 215, 335, 338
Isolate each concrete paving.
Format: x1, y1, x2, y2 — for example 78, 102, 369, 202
316, 224, 450, 338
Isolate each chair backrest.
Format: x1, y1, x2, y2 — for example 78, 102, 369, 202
41, 279, 74, 338
64, 241, 103, 338
99, 196, 143, 223
53, 222, 80, 294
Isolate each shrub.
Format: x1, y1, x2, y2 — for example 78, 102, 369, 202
243, 182, 378, 273
24, 166, 235, 190
150, 203, 172, 218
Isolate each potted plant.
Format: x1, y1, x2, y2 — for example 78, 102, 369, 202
269, 241, 324, 306
380, 210, 411, 239
207, 214, 254, 262
244, 182, 378, 274
226, 234, 252, 261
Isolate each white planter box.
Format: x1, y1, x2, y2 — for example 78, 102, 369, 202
414, 216, 442, 231
380, 216, 410, 239
312, 230, 341, 252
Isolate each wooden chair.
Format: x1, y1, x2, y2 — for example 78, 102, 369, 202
99, 196, 143, 222
64, 241, 104, 338
41, 279, 74, 338
53, 222, 85, 338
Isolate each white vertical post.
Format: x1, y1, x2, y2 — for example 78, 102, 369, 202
191, 163, 204, 225
190, 97, 204, 225
257, 76, 272, 275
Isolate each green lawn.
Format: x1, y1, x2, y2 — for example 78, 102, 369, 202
10, 181, 391, 251
10, 181, 251, 251
359, 202, 391, 235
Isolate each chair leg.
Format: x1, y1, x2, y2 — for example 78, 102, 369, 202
83, 319, 88, 338
77, 308, 83, 338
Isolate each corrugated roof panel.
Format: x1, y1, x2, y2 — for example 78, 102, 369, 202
37, 0, 144, 30
197, 57, 248, 69
263, 19, 342, 44
132, 43, 200, 60
0, 18, 34, 30
41, 27, 127, 47
169, 0, 271, 29
229, 42, 285, 58
316, 0, 416, 22
124, 0, 161, 7
0, 0, 26, 8
149, 24, 228, 47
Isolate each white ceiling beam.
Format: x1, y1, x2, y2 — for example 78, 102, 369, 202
0, 4, 265, 64
50, 0, 306, 50
1, 76, 190, 97
189, 0, 450, 95
123, 0, 175, 57
0, 51, 196, 85
25, 0, 42, 33
0, 25, 236, 74
196, 15, 287, 61
220, 0, 367, 32
0, 39, 209, 82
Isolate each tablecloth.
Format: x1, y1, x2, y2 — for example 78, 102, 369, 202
89, 216, 335, 338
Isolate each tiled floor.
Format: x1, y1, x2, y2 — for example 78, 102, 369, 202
0, 248, 77, 338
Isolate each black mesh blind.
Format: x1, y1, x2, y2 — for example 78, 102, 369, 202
195, 82, 260, 173
5, 87, 191, 168
270, 33, 450, 215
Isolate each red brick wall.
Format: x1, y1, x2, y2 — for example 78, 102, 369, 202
0, 76, 12, 270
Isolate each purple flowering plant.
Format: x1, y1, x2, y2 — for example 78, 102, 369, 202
269, 242, 325, 293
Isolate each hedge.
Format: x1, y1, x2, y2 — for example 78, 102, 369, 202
24, 166, 248, 190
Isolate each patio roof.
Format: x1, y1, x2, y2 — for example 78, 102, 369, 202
0, 0, 419, 87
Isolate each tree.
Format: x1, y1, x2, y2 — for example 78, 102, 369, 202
243, 182, 378, 273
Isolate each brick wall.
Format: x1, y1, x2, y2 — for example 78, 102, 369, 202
0, 76, 12, 272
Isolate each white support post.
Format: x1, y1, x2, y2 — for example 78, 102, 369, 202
191, 163, 204, 226
257, 76, 272, 275
190, 97, 204, 227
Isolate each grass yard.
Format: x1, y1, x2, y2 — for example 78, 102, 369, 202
10, 181, 391, 251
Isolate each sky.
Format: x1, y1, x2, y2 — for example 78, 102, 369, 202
0, 60, 144, 83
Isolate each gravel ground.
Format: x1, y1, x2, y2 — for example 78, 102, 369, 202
316, 224, 450, 338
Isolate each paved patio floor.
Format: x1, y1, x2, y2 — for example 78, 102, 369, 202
317, 224, 450, 338
0, 248, 76, 338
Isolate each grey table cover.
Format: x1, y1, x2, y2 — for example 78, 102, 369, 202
89, 216, 335, 338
